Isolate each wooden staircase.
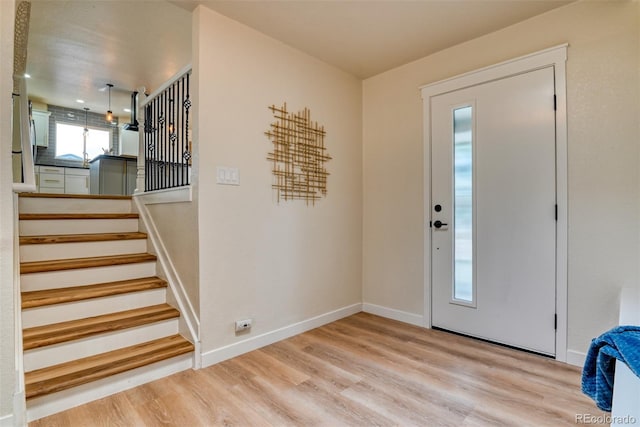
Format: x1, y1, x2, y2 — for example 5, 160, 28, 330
18, 193, 194, 420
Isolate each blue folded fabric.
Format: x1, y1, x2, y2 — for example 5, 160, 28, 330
581, 325, 640, 411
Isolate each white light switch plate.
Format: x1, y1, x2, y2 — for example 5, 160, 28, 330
216, 166, 240, 185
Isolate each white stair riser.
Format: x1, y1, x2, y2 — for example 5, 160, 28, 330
26, 354, 193, 422
21, 262, 157, 291
19, 198, 132, 214
22, 288, 167, 328
24, 319, 179, 371
20, 239, 148, 262
20, 219, 139, 236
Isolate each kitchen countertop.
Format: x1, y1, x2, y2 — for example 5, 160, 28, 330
36, 163, 89, 170
89, 154, 137, 163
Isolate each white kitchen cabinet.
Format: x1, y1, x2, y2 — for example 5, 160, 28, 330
35, 166, 90, 194
36, 165, 64, 193
119, 128, 139, 156
32, 110, 50, 147
64, 168, 90, 194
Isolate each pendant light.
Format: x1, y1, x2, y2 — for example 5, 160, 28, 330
105, 83, 113, 122
83, 107, 89, 135
83, 107, 90, 167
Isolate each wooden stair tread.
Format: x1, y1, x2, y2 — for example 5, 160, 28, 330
21, 253, 157, 274
19, 213, 139, 220
20, 232, 147, 245
23, 304, 179, 350
25, 334, 193, 399
19, 193, 132, 200
22, 277, 167, 309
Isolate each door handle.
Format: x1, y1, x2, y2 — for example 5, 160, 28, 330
433, 220, 448, 229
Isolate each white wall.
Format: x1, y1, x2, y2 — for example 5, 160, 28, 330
146, 202, 199, 313
193, 6, 363, 358
363, 0, 639, 357
0, 0, 17, 423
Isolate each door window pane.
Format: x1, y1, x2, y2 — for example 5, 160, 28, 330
453, 106, 473, 302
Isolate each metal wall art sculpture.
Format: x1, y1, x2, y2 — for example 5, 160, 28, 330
265, 103, 331, 205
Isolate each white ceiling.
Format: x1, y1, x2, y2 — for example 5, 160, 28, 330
25, 0, 573, 119
26, 0, 192, 121
182, 0, 573, 79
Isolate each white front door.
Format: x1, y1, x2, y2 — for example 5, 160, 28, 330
430, 66, 557, 355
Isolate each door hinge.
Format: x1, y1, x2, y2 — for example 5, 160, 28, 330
553, 94, 557, 111
555, 204, 558, 221
554, 314, 557, 330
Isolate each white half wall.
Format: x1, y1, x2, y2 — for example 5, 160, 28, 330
193, 6, 363, 356
144, 200, 200, 316
0, 0, 18, 423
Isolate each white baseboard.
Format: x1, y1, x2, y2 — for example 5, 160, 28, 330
362, 302, 424, 327
201, 303, 362, 368
0, 414, 14, 427
26, 355, 192, 422
566, 349, 587, 367
12, 389, 25, 427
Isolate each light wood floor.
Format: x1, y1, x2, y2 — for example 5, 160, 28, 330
31, 313, 606, 426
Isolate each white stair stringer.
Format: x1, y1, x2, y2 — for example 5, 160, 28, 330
22, 288, 167, 328
20, 238, 148, 262
26, 353, 193, 422
21, 262, 157, 291
24, 319, 179, 371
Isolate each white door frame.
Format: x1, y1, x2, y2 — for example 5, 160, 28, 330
420, 44, 568, 362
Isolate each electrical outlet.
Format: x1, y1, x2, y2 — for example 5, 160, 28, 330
235, 319, 252, 332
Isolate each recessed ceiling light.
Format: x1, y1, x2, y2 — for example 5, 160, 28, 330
76, 99, 85, 104
24, 73, 31, 78
123, 108, 131, 113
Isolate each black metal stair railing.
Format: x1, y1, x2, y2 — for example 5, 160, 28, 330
143, 69, 192, 192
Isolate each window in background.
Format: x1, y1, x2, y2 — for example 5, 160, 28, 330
55, 123, 111, 161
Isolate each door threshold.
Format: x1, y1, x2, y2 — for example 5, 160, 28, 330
431, 326, 555, 359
